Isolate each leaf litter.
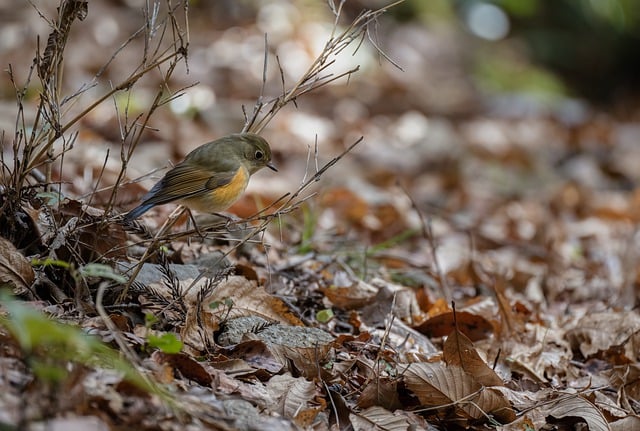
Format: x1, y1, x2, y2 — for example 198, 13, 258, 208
1, 1, 640, 430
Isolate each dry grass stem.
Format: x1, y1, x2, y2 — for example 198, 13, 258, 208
242, 1, 403, 134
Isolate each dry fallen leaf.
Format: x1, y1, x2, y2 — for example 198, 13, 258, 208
443, 327, 503, 387
265, 373, 321, 424
349, 406, 411, 431
0, 236, 35, 295
610, 415, 640, 431
357, 377, 401, 410
414, 310, 494, 341
322, 273, 378, 310
403, 362, 514, 423
142, 275, 304, 353
151, 351, 213, 387
543, 395, 610, 431
221, 339, 284, 374
566, 311, 640, 361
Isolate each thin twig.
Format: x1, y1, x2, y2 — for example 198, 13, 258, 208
398, 182, 451, 302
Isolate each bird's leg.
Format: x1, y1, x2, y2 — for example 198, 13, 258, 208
186, 208, 206, 239
213, 212, 242, 229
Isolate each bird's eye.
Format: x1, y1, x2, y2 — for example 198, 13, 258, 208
255, 150, 264, 160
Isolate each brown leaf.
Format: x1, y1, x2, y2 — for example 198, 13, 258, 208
172, 276, 303, 353
350, 406, 411, 431
566, 312, 640, 361
357, 377, 401, 410
152, 351, 213, 386
320, 187, 369, 227
494, 414, 538, 431
265, 373, 320, 421
475, 387, 516, 423
404, 362, 477, 407
544, 395, 610, 431
223, 339, 284, 374
492, 275, 523, 337
53, 199, 127, 261
404, 362, 514, 422
204, 276, 304, 326
443, 328, 503, 387
414, 310, 494, 341
233, 263, 258, 282
115, 379, 153, 398
209, 358, 259, 378
108, 313, 132, 332
610, 415, 640, 431
294, 407, 324, 429
604, 364, 640, 401
322, 276, 378, 310
277, 343, 332, 378
0, 236, 35, 295
227, 192, 278, 218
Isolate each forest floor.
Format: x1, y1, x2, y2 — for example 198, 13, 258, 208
1, 1, 639, 430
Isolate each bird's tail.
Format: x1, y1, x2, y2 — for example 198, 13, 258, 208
123, 203, 153, 222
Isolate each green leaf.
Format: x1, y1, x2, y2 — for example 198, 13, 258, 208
145, 313, 159, 327
298, 204, 317, 253
80, 263, 127, 284
36, 191, 63, 205
31, 361, 68, 383
0, 292, 161, 395
31, 258, 71, 270
147, 332, 183, 354
316, 309, 334, 323
366, 229, 418, 255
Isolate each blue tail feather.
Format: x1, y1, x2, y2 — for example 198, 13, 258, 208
124, 203, 154, 221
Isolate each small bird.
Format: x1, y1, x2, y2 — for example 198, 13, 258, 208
124, 133, 277, 221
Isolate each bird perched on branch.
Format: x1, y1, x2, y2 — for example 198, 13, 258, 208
124, 133, 277, 221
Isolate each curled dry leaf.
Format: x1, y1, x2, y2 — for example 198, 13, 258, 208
349, 406, 411, 431
221, 339, 284, 374
604, 364, 640, 403
362, 278, 423, 328
322, 276, 379, 310
265, 373, 322, 425
544, 395, 610, 431
593, 391, 627, 420
404, 362, 514, 423
210, 358, 262, 378
277, 343, 332, 379
151, 351, 213, 387
357, 377, 401, 410
566, 312, 640, 360
0, 236, 35, 295
201, 276, 304, 326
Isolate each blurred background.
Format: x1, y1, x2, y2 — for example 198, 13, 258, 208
1, 0, 640, 270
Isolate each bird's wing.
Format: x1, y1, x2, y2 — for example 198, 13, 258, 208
140, 164, 237, 206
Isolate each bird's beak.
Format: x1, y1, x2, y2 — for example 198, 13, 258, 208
267, 162, 278, 172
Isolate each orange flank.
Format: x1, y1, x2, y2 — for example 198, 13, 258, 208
181, 166, 249, 212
